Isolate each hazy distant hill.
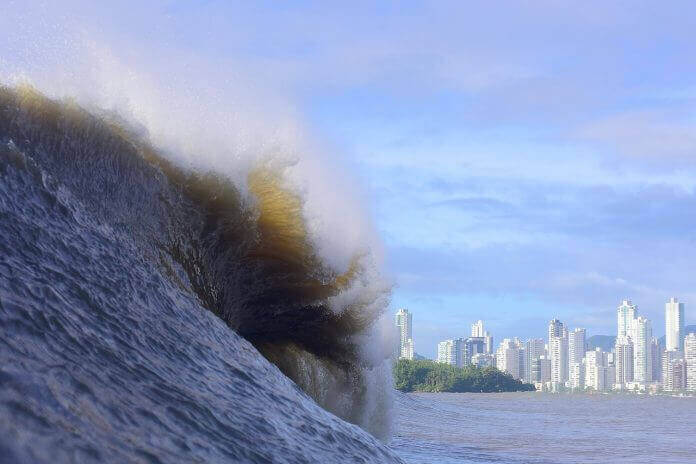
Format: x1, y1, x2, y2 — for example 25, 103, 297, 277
588, 325, 696, 351
587, 335, 616, 351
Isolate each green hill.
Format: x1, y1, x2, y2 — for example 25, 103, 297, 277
393, 359, 535, 393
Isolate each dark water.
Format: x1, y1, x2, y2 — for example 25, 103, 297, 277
0, 87, 400, 463
393, 392, 696, 464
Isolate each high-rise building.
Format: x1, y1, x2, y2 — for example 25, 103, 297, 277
617, 299, 637, 338
665, 297, 685, 352
402, 338, 414, 360
650, 337, 662, 383
532, 356, 551, 383
604, 351, 616, 391
524, 338, 546, 383
464, 337, 487, 365
530, 357, 541, 382
437, 338, 465, 366
615, 335, 634, 387
605, 364, 616, 392
665, 359, 687, 392
568, 328, 586, 379
548, 319, 564, 340
549, 323, 568, 384
496, 339, 521, 379
484, 331, 494, 354
663, 349, 682, 387
632, 316, 652, 383
585, 349, 615, 393
437, 339, 454, 365
562, 327, 569, 380
518, 345, 526, 382
663, 349, 686, 392
569, 362, 585, 390
395, 308, 414, 360
685, 333, 696, 392
605, 351, 615, 367
471, 320, 484, 338
585, 348, 605, 391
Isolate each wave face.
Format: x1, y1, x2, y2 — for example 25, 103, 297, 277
0, 87, 400, 463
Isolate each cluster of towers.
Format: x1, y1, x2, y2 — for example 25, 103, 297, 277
519, 298, 695, 393
394, 298, 696, 394
435, 320, 495, 368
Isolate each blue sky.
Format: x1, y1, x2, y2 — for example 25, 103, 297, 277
4, 1, 696, 357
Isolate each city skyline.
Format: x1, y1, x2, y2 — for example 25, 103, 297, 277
399, 296, 694, 366
397, 296, 696, 393
402, 297, 695, 359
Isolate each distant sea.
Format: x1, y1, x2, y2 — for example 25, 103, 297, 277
391, 392, 696, 464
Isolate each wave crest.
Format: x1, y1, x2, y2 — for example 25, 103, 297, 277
0, 85, 394, 439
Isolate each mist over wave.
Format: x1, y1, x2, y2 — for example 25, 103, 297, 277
0, 82, 398, 461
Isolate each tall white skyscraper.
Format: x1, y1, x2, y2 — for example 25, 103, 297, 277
437, 338, 468, 367
568, 328, 586, 375
548, 320, 568, 385
549, 336, 568, 384
524, 338, 546, 383
665, 297, 685, 352
585, 348, 608, 391
632, 316, 652, 383
617, 299, 637, 338
437, 339, 457, 365
615, 335, 634, 387
496, 339, 521, 379
685, 333, 696, 392
471, 320, 484, 337
395, 308, 414, 360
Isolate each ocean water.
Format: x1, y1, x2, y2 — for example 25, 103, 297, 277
392, 392, 696, 464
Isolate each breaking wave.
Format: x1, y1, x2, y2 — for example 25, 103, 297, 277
0, 86, 399, 462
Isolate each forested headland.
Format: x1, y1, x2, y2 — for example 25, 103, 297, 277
393, 359, 536, 393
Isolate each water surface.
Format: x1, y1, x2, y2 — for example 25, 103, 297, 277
393, 392, 696, 464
